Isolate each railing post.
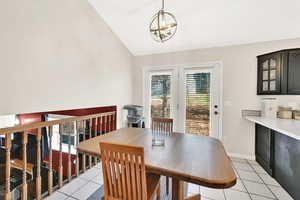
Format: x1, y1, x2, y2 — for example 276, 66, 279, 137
99, 116, 102, 135
108, 114, 112, 132
36, 128, 42, 200
82, 120, 86, 172
58, 125, 63, 188
48, 126, 53, 195
94, 117, 98, 137
22, 132, 28, 200
92, 118, 97, 165
5, 133, 11, 200
67, 124, 72, 181
75, 121, 80, 177
104, 115, 107, 134
114, 112, 117, 130
89, 119, 92, 168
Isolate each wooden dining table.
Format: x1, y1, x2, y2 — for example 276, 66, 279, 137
77, 128, 237, 200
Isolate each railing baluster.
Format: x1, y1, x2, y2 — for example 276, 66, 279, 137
83, 120, 86, 141
82, 120, 86, 172
93, 117, 98, 164
75, 121, 80, 177
48, 126, 53, 194
36, 128, 42, 200
112, 114, 115, 131
5, 133, 11, 200
22, 132, 28, 200
108, 115, 111, 132
89, 119, 92, 168
104, 115, 107, 133
99, 116, 102, 135
94, 117, 98, 137
67, 124, 72, 181
58, 124, 63, 188
114, 112, 116, 130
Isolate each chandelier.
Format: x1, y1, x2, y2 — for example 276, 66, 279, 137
149, 0, 177, 43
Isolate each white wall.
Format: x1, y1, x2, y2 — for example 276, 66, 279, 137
0, 0, 133, 128
133, 38, 300, 159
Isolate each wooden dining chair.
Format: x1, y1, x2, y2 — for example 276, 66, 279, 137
151, 118, 201, 200
151, 117, 173, 134
99, 141, 160, 200
151, 117, 173, 195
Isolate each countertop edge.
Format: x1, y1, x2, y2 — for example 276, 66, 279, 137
245, 116, 300, 141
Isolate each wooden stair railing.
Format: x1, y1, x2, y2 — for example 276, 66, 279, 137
0, 111, 116, 200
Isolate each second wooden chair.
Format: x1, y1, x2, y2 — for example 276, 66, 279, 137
151, 117, 173, 195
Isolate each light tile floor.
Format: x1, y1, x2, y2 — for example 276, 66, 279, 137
46, 157, 294, 200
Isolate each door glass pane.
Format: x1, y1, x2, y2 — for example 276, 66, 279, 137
270, 58, 276, 69
270, 80, 276, 91
263, 81, 269, 91
263, 60, 269, 70
151, 74, 171, 118
270, 70, 276, 80
263, 71, 269, 80
185, 72, 210, 136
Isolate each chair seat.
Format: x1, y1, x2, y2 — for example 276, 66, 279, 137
146, 173, 161, 200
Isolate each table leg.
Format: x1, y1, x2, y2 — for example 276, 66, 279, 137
172, 178, 184, 200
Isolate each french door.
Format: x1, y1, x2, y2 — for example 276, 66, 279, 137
144, 63, 221, 139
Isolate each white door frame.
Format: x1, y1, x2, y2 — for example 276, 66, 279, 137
142, 61, 223, 140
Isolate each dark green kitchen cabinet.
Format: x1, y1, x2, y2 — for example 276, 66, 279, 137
255, 124, 274, 175
257, 48, 300, 95
273, 131, 300, 200
287, 49, 300, 94
255, 123, 300, 200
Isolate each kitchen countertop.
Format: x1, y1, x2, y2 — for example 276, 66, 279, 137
245, 116, 300, 141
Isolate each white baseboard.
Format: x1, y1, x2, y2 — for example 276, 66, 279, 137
228, 153, 256, 161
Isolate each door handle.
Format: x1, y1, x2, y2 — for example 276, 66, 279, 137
214, 111, 219, 115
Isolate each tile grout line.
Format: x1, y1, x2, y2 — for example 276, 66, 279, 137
246, 159, 278, 200
61, 172, 101, 199
56, 191, 80, 200
232, 158, 279, 199
69, 179, 101, 199
222, 189, 227, 200
231, 159, 253, 200
57, 158, 285, 200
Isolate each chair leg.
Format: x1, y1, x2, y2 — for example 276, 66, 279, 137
184, 194, 201, 200
156, 182, 160, 200
166, 176, 169, 194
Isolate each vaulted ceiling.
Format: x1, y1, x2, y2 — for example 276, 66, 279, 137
88, 0, 300, 56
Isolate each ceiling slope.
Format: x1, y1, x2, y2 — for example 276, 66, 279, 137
88, 0, 300, 56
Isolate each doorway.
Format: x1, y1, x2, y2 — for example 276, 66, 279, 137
143, 63, 222, 139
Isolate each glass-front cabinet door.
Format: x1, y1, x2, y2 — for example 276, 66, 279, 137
257, 53, 282, 94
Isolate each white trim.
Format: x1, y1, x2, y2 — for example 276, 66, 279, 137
228, 153, 256, 161
142, 61, 224, 140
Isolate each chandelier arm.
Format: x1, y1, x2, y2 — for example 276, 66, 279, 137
158, 10, 163, 42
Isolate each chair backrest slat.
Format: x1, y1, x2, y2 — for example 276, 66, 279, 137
151, 118, 173, 133
100, 142, 147, 200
